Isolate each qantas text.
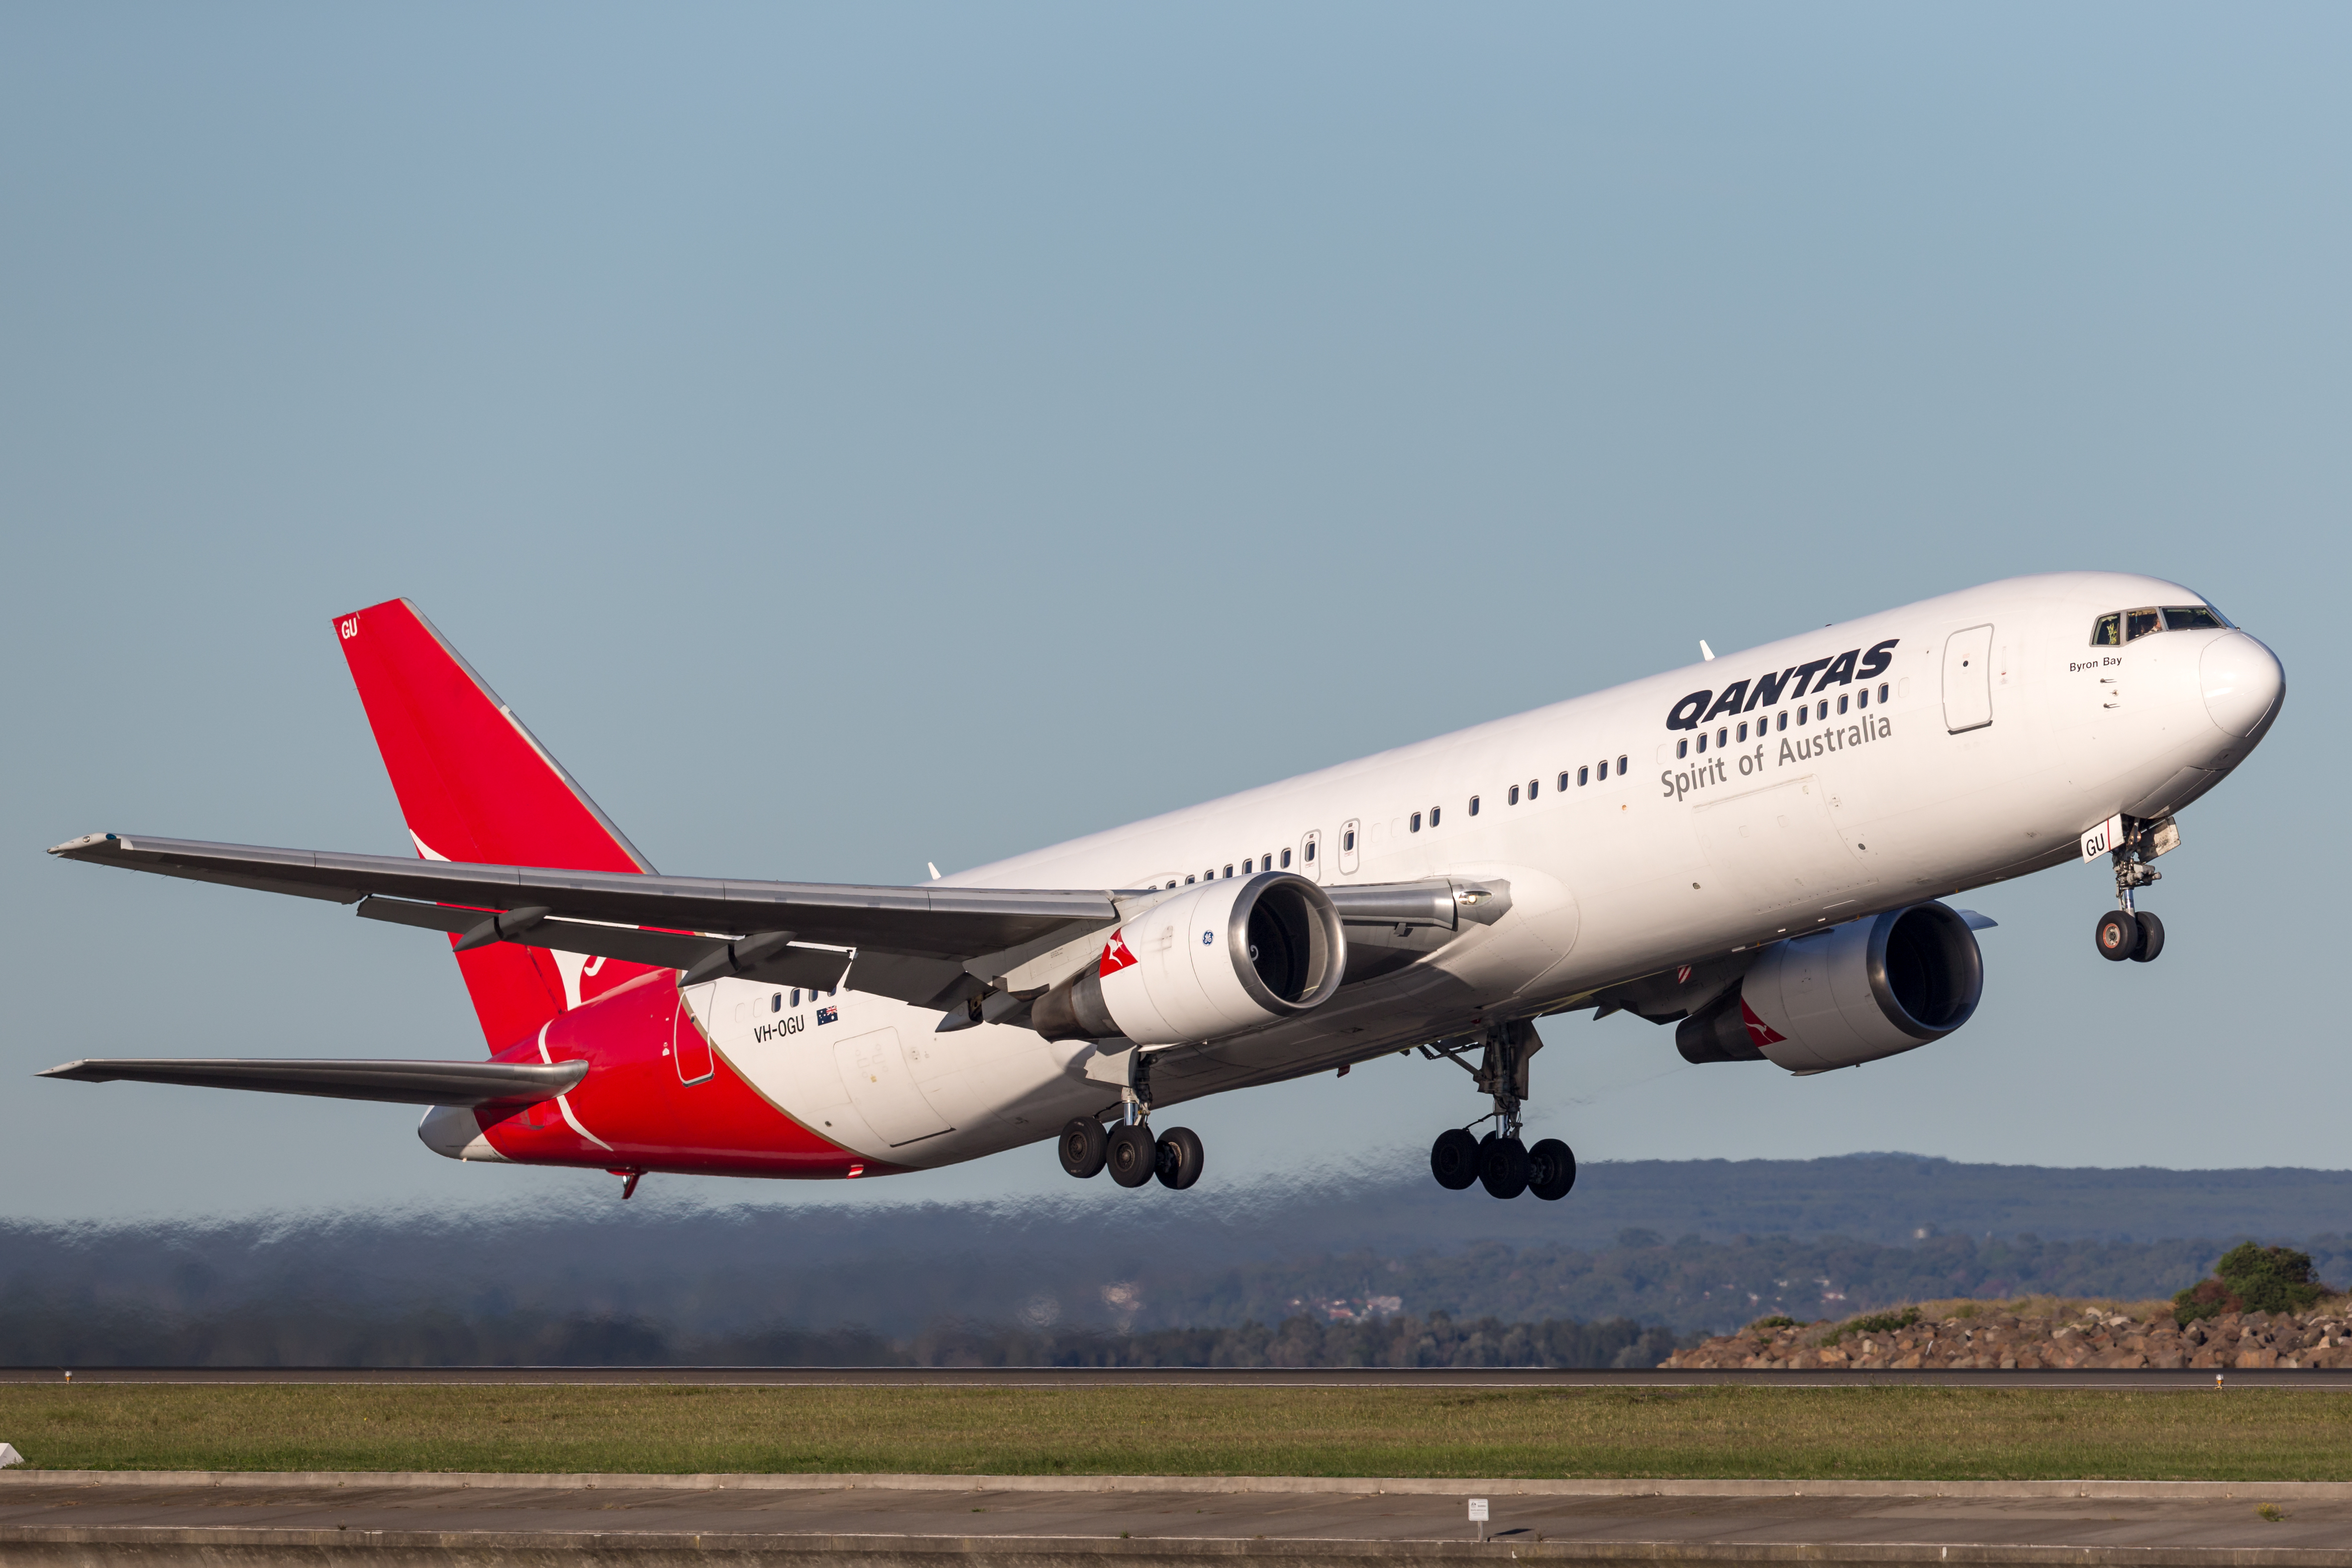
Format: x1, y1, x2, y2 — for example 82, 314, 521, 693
1664, 639, 1899, 731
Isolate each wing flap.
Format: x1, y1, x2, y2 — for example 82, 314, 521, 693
51, 833, 1120, 962
37, 1056, 587, 1107
353, 897, 855, 992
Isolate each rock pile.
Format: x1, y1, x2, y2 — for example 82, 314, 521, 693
1660, 1301, 2352, 1370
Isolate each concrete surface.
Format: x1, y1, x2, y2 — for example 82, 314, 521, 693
1, 1474, 2348, 1565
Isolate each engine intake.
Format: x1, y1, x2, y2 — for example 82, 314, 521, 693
1677, 902, 1984, 1072
1033, 872, 1346, 1045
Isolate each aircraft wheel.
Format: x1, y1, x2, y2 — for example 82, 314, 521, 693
1058, 1117, 1108, 1179
1430, 1129, 1480, 1191
1155, 1126, 1205, 1190
1478, 1135, 1530, 1200
2094, 909, 2141, 961
1106, 1122, 1158, 1188
2130, 911, 2166, 963
1527, 1138, 1577, 1202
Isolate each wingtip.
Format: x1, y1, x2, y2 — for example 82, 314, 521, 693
47, 833, 117, 857
36, 1061, 90, 1080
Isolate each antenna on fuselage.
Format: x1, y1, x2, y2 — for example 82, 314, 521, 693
1699, 640, 1716, 662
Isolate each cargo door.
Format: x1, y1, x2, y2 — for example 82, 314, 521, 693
1943, 625, 1995, 733
832, 1026, 952, 1147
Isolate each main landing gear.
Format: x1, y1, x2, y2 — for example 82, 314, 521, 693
2094, 815, 2176, 964
1055, 1047, 1204, 1192
1421, 1020, 1575, 1202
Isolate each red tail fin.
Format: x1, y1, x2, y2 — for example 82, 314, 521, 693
333, 600, 660, 1051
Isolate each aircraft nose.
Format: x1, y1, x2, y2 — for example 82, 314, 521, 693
2200, 631, 2284, 738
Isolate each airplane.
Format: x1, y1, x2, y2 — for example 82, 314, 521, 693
43, 573, 2283, 1202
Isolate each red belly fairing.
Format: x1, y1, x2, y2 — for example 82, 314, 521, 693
470, 968, 894, 1177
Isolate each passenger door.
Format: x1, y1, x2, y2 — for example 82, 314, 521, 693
673, 984, 718, 1085
1942, 625, 1995, 733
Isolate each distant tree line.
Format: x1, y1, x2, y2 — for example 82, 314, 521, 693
0, 1292, 1683, 1370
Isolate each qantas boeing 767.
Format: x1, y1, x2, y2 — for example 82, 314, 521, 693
45, 573, 2282, 1200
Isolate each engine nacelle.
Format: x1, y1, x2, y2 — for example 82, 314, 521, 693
1032, 872, 1346, 1045
1677, 902, 1984, 1072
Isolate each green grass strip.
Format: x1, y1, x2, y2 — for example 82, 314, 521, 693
2, 1386, 2349, 1481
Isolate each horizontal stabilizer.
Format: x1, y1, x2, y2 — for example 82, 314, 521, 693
38, 1056, 588, 1106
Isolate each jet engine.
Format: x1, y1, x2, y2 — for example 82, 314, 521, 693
1677, 902, 1984, 1072
1032, 872, 1346, 1045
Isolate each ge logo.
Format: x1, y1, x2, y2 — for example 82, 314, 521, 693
338, 617, 360, 639
1201, 931, 1213, 945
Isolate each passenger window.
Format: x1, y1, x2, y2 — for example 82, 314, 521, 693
2090, 614, 2122, 646
1224, 864, 1234, 879
1411, 812, 1422, 833
1304, 839, 1316, 861
1736, 722, 1747, 741
1470, 795, 1482, 815
771, 992, 782, 1013
1185, 874, 1196, 884
1280, 848, 1292, 867
1876, 683, 1888, 704
1577, 765, 1589, 786
1528, 778, 1539, 798
1241, 857, 1252, 873
1838, 695, 1848, 715
2163, 605, 2229, 631
1716, 727, 1728, 748
1617, 754, 1627, 773
1558, 771, 1572, 791
791, 989, 802, 1007
2124, 608, 2162, 641
1507, 786, 1519, 806
1795, 706, 1807, 727
1855, 689, 1867, 710
1677, 738, 1689, 758
1696, 732, 1708, 753
1430, 807, 1442, 827
1817, 700, 1829, 720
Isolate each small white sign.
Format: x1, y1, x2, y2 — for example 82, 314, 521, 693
2080, 814, 2125, 862
1467, 1498, 1489, 1522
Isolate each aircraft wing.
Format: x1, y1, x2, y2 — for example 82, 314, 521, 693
38, 1056, 586, 1107
50, 832, 1125, 1008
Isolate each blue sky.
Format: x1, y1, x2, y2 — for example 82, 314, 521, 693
1, 3, 2344, 1221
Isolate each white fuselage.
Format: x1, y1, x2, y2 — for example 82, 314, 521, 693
686, 572, 2281, 1168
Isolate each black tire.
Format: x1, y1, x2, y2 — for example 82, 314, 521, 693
2130, 910, 2166, 963
1155, 1126, 1205, 1190
1527, 1138, 1577, 1202
1106, 1122, 1158, 1188
2094, 909, 2141, 961
1430, 1129, 1480, 1191
1478, 1135, 1530, 1200
1058, 1117, 1108, 1178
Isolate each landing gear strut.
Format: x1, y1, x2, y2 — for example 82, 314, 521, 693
2095, 816, 2176, 963
1420, 1020, 1575, 1202
1054, 1046, 1204, 1192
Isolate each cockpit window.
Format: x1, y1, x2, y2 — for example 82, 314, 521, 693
2124, 608, 2163, 641
2090, 614, 2121, 646
2162, 605, 2231, 632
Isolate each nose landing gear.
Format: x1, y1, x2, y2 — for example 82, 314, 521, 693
1420, 1020, 1575, 1201
2095, 815, 2177, 963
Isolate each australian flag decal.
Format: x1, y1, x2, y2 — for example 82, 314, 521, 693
817, 1006, 839, 1025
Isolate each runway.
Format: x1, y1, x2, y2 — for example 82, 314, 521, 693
2, 1472, 2348, 1565
0, 1365, 2344, 1389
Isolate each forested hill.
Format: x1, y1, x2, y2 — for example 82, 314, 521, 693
0, 1154, 2346, 1360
